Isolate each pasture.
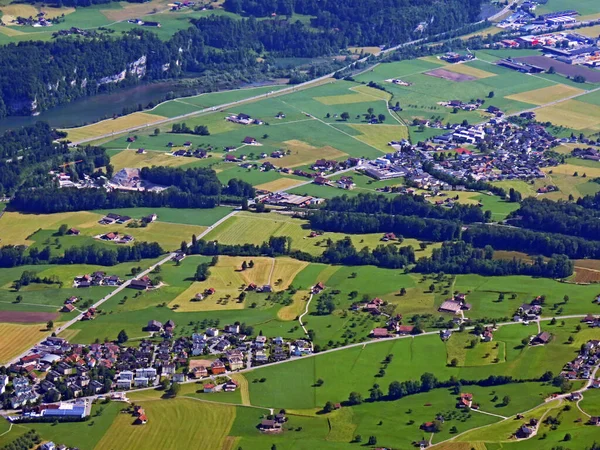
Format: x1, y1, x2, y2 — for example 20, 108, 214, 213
245, 320, 577, 410
453, 274, 600, 319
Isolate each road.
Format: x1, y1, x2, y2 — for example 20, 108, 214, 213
298, 293, 313, 336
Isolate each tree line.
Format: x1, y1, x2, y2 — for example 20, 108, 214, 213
322, 192, 487, 223
0, 241, 164, 268
463, 225, 600, 260
414, 241, 573, 278
308, 210, 461, 242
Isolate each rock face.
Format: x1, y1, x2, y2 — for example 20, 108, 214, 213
7, 54, 160, 116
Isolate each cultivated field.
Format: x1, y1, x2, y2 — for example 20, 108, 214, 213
95, 398, 236, 450
443, 62, 497, 79
169, 256, 308, 312
505, 84, 584, 106
0, 322, 56, 364
534, 100, 600, 132
64, 112, 167, 142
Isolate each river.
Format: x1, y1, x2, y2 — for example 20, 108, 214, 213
0, 81, 196, 133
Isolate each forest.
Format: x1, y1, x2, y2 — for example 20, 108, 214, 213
223, 0, 483, 47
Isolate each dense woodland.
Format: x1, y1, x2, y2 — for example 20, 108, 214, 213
11, 166, 255, 213
0, 123, 109, 196
0, 241, 164, 268
223, 0, 483, 47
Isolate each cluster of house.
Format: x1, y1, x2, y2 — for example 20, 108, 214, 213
171, 148, 208, 159
438, 293, 472, 315
497, 4, 582, 32
11, 12, 53, 27
98, 231, 134, 244
73, 272, 122, 289
258, 412, 288, 433
60, 296, 80, 313
259, 192, 324, 208
561, 336, 600, 383
362, 118, 559, 188
439, 52, 475, 64
126, 19, 161, 27
39, 442, 76, 450
170, 0, 195, 10
572, 147, 600, 162
226, 113, 264, 126
514, 297, 543, 321
438, 98, 484, 112
98, 212, 132, 225
0, 323, 317, 412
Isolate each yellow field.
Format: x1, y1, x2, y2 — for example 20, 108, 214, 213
0, 210, 205, 250
419, 55, 448, 65
348, 46, 381, 55
101, 0, 171, 21
63, 112, 166, 143
266, 139, 347, 168
0, 211, 102, 246
460, 25, 504, 40
351, 85, 392, 101
230, 374, 250, 405
314, 92, 381, 106
543, 163, 600, 178
110, 149, 204, 171
444, 63, 496, 79
95, 398, 236, 450
0, 4, 74, 25
0, 4, 38, 24
426, 191, 482, 205
170, 256, 307, 312
505, 84, 584, 106
0, 323, 54, 364
255, 177, 306, 192
348, 123, 409, 151
277, 290, 310, 321
534, 99, 600, 131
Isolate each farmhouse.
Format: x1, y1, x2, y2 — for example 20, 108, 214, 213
531, 331, 552, 346
438, 300, 462, 314
371, 328, 390, 338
